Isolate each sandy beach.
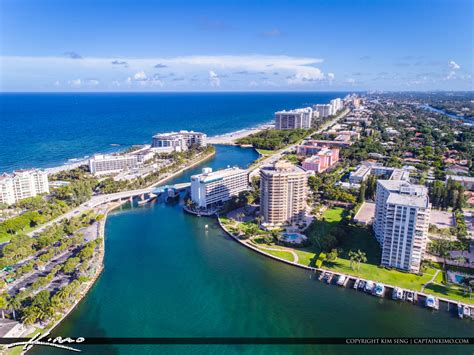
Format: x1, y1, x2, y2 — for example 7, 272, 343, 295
207, 123, 274, 145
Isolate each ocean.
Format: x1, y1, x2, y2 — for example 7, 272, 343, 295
0, 92, 348, 172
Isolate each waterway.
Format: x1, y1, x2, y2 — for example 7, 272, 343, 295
32, 145, 473, 355
420, 104, 473, 124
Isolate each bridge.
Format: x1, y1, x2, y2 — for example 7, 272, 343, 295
28, 182, 191, 236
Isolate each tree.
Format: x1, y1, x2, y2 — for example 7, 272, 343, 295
0, 295, 7, 319
348, 250, 357, 270
357, 182, 366, 204
327, 249, 338, 262
6, 296, 21, 321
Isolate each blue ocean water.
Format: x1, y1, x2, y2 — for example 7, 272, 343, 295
0, 92, 348, 172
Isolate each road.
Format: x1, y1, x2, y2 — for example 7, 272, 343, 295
28, 182, 191, 237
249, 108, 350, 177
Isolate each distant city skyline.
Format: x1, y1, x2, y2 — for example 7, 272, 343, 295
1, 0, 472, 92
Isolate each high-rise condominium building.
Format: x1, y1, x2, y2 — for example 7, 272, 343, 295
330, 98, 343, 113
313, 104, 333, 118
151, 130, 207, 152
301, 147, 340, 173
274, 108, 313, 130
0, 169, 49, 205
260, 161, 307, 226
373, 180, 431, 273
191, 167, 249, 208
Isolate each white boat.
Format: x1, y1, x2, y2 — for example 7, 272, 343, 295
373, 283, 385, 297
364, 281, 374, 293
337, 275, 346, 286
425, 295, 439, 310
353, 279, 360, 289
458, 304, 464, 319
358, 280, 366, 290
463, 305, 471, 318
405, 291, 414, 303
392, 287, 403, 300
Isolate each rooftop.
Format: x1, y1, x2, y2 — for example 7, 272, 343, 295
192, 167, 247, 183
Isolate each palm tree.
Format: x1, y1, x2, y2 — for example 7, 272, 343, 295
356, 250, 367, 271
0, 295, 7, 319
6, 296, 21, 321
256, 215, 263, 226
348, 250, 357, 270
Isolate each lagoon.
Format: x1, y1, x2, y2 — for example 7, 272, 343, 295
31, 145, 473, 355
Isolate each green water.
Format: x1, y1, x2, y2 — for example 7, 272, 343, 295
32, 146, 473, 355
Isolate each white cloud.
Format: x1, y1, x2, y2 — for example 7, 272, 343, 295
53, 80, 61, 87
327, 73, 335, 80
133, 71, 147, 81
1, 54, 330, 90
449, 60, 460, 70
209, 70, 220, 87
68, 79, 82, 87
287, 67, 324, 84
346, 78, 356, 85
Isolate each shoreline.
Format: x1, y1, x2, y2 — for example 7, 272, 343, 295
23, 149, 217, 347
206, 122, 274, 145
33, 124, 270, 175
215, 215, 474, 309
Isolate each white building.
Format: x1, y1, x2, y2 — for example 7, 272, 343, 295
313, 104, 333, 118
0, 169, 49, 205
349, 163, 411, 184
274, 108, 313, 130
330, 98, 343, 113
373, 180, 431, 273
191, 167, 249, 208
88, 154, 141, 176
151, 130, 206, 153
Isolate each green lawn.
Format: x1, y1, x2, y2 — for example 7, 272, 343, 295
256, 148, 277, 155
262, 249, 295, 262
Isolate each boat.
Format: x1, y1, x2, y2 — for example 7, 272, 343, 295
373, 283, 385, 297
463, 305, 471, 318
337, 275, 346, 286
358, 280, 366, 290
425, 295, 439, 310
405, 291, 414, 303
458, 304, 464, 319
353, 279, 360, 289
364, 281, 374, 293
392, 287, 403, 300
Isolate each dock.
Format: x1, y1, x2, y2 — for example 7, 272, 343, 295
312, 269, 473, 319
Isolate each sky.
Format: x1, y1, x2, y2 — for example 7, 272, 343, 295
0, 0, 472, 92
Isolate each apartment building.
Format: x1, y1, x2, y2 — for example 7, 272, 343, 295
260, 161, 307, 226
373, 180, 431, 273
190, 167, 249, 208
274, 108, 313, 130
0, 169, 49, 205
349, 163, 411, 184
330, 98, 344, 113
302, 148, 340, 173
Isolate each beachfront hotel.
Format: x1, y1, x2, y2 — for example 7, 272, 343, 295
373, 180, 431, 273
274, 107, 313, 130
89, 154, 141, 176
0, 169, 49, 205
190, 167, 249, 208
151, 130, 207, 153
260, 161, 308, 226
301, 147, 340, 173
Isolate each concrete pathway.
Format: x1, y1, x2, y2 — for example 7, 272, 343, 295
421, 270, 441, 292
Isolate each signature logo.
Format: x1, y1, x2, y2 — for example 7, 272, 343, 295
5, 331, 85, 353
